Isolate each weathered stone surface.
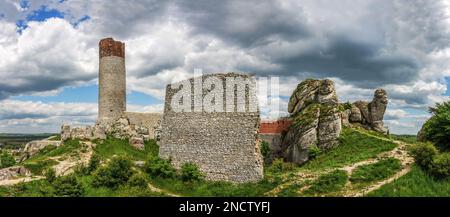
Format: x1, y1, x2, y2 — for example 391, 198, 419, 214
20, 139, 61, 161
341, 109, 351, 127
370, 89, 388, 121
349, 105, 362, 122
348, 89, 388, 134
130, 137, 145, 150
159, 73, 263, 183
0, 166, 30, 181
353, 101, 370, 124
61, 124, 71, 141
283, 79, 341, 165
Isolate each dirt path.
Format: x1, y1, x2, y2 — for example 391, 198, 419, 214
0, 176, 44, 186
267, 132, 414, 197
343, 140, 413, 197
51, 141, 95, 176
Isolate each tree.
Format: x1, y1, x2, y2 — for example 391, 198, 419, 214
423, 101, 450, 150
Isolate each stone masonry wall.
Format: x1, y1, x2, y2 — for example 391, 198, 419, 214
98, 38, 126, 123
125, 112, 162, 139
159, 73, 263, 183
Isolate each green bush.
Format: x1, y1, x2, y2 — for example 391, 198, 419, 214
92, 156, 133, 189
260, 141, 270, 162
0, 151, 16, 168
87, 153, 101, 174
267, 158, 296, 173
181, 163, 204, 182
53, 174, 84, 197
429, 153, 450, 178
45, 168, 57, 183
410, 143, 438, 169
144, 155, 176, 178
422, 101, 450, 150
308, 146, 321, 159
127, 173, 149, 188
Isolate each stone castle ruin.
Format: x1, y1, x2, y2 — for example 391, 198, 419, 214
60, 38, 161, 149
11, 38, 389, 184
159, 73, 264, 183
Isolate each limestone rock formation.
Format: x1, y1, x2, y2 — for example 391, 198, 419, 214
343, 89, 388, 134
0, 166, 30, 181
20, 139, 61, 161
283, 79, 342, 165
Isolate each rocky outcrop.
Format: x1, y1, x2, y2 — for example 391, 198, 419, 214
283, 79, 342, 165
20, 139, 61, 162
61, 116, 156, 150
342, 89, 388, 134
0, 166, 31, 181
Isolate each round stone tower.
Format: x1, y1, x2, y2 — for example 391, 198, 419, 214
98, 38, 126, 123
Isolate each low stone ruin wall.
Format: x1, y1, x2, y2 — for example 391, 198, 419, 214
125, 112, 162, 139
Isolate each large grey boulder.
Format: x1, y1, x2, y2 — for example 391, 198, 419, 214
283, 79, 342, 165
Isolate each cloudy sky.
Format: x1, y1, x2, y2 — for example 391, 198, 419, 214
0, 0, 449, 134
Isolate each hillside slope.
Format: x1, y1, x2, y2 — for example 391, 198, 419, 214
0, 127, 447, 197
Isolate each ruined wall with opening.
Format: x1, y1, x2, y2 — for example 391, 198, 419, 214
159, 73, 263, 183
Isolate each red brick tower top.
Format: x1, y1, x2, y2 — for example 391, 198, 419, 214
99, 38, 125, 58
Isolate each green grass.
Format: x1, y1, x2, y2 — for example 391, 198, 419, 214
94, 137, 158, 161
390, 134, 418, 144
368, 165, 450, 197
302, 128, 397, 170
23, 159, 58, 175
350, 158, 402, 183
48, 135, 61, 141
19, 139, 81, 175
277, 182, 307, 197
24, 139, 81, 162
149, 176, 279, 197
304, 170, 348, 195
0, 175, 164, 197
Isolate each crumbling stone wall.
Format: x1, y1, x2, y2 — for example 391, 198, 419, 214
125, 112, 162, 139
159, 73, 263, 183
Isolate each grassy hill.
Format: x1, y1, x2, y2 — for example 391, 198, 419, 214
0, 127, 449, 197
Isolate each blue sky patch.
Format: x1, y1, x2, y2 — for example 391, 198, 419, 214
11, 84, 162, 106
16, 5, 64, 31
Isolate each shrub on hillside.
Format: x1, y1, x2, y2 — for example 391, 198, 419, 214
92, 156, 133, 189
267, 158, 296, 173
0, 151, 15, 168
53, 174, 84, 197
144, 155, 176, 178
181, 163, 204, 182
429, 153, 450, 178
127, 173, 149, 188
422, 101, 450, 150
45, 168, 57, 183
87, 153, 101, 174
410, 143, 438, 169
260, 141, 270, 163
